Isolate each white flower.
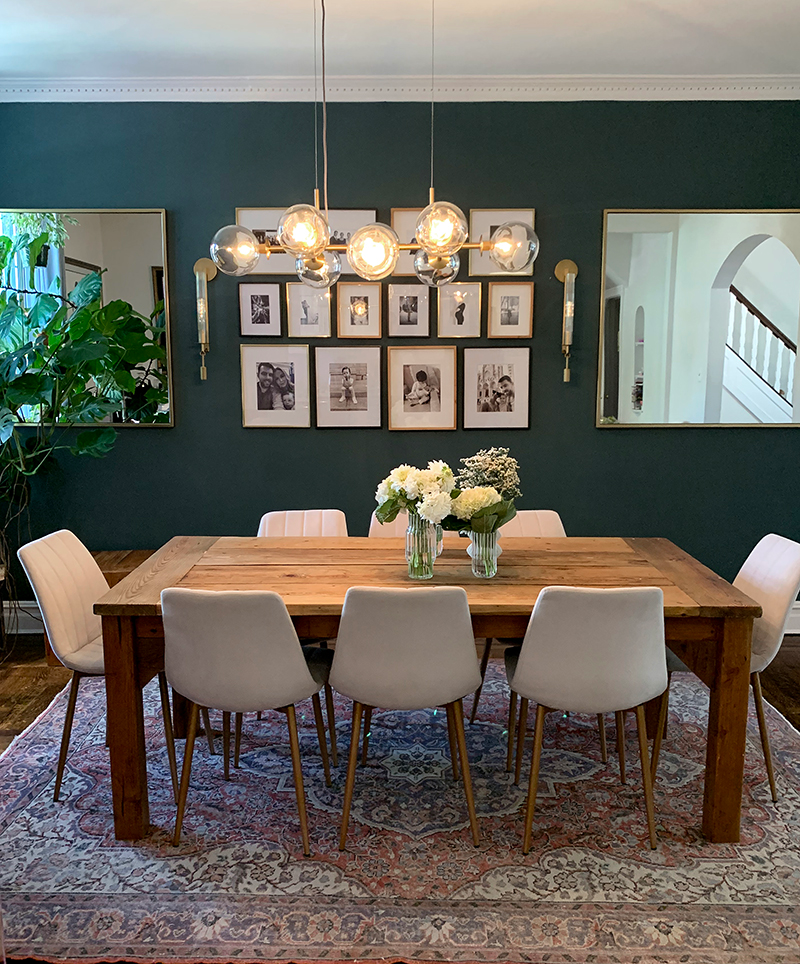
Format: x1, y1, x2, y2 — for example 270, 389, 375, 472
375, 480, 392, 504
451, 486, 502, 521
417, 491, 453, 524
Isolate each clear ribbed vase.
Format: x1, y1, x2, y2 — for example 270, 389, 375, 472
470, 530, 499, 579
406, 511, 436, 580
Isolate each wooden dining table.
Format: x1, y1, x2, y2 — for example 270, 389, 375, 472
94, 535, 760, 844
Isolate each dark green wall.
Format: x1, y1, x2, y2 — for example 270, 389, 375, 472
2, 100, 799, 579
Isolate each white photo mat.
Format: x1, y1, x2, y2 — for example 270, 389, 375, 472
390, 208, 423, 276
469, 209, 536, 276
315, 346, 381, 427
388, 283, 429, 336
236, 208, 377, 274
337, 283, 382, 338
488, 282, 534, 338
463, 347, 529, 429
438, 283, 482, 338
239, 283, 281, 336
286, 284, 332, 338
241, 344, 310, 427
388, 346, 457, 430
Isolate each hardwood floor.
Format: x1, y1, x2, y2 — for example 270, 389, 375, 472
760, 635, 800, 729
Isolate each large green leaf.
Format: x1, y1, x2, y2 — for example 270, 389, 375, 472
26, 232, 49, 288
0, 236, 12, 275
27, 294, 60, 330
70, 427, 117, 458
113, 369, 137, 393
57, 336, 110, 366
0, 295, 25, 340
0, 406, 15, 444
69, 271, 103, 307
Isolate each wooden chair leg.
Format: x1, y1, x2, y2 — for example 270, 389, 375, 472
158, 672, 179, 803
324, 682, 338, 767
54, 671, 83, 802
752, 672, 778, 803
360, 706, 373, 766
514, 697, 529, 785
257, 711, 262, 721
222, 711, 231, 780
339, 701, 364, 851
451, 699, 480, 846
522, 704, 547, 854
650, 685, 670, 780
312, 692, 332, 787
201, 706, 216, 754
173, 702, 199, 845
469, 638, 493, 724
597, 714, 608, 763
635, 704, 658, 849
445, 702, 461, 781
615, 710, 627, 784
506, 689, 518, 772
234, 712, 243, 768
284, 705, 311, 856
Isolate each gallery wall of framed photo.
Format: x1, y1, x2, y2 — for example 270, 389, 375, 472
236, 207, 536, 431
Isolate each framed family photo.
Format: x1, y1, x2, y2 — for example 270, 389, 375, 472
463, 347, 529, 429
286, 284, 332, 338
241, 345, 310, 428
236, 208, 377, 274
469, 209, 536, 276
388, 283, 429, 336
239, 283, 281, 336
390, 208, 423, 276
388, 346, 457, 430
488, 282, 533, 338
315, 347, 381, 428
337, 282, 381, 338
438, 283, 481, 338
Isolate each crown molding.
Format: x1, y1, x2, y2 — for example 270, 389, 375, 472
2, 74, 800, 103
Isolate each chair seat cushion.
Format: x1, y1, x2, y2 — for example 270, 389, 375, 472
666, 648, 690, 674
504, 645, 522, 686
304, 646, 333, 687
61, 635, 105, 675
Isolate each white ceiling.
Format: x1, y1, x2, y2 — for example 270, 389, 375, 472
2, 0, 800, 101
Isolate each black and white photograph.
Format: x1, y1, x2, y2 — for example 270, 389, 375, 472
239, 283, 281, 336
286, 284, 331, 338
390, 208, 423, 275
438, 283, 482, 338
463, 347, 529, 428
388, 346, 457, 430
469, 209, 536, 276
388, 283, 429, 336
337, 282, 381, 338
488, 282, 534, 337
237, 208, 376, 274
315, 347, 381, 427
241, 345, 310, 427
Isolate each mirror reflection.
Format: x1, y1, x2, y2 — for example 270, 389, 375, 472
599, 211, 800, 426
0, 209, 171, 426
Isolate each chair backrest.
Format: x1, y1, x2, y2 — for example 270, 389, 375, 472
368, 509, 408, 537
256, 509, 348, 538
732, 533, 800, 673
330, 586, 482, 710
160, 588, 319, 712
512, 586, 667, 714
500, 510, 566, 538
17, 530, 109, 665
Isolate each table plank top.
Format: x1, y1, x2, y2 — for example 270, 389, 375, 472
94, 535, 761, 620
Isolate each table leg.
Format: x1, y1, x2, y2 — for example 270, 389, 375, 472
702, 616, 752, 842
171, 690, 190, 739
103, 615, 150, 840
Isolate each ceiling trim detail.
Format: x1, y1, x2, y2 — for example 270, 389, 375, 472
2, 74, 800, 103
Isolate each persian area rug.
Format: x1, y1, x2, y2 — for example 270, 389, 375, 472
2, 665, 800, 964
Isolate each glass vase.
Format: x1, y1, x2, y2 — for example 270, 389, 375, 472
406, 511, 436, 580
470, 530, 499, 579
435, 523, 444, 557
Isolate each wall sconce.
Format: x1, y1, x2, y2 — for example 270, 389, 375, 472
193, 258, 217, 380
555, 259, 578, 383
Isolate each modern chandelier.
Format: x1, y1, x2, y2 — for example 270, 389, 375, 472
208, 0, 539, 289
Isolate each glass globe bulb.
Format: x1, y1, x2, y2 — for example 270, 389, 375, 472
277, 203, 330, 258
413, 249, 460, 287
296, 251, 342, 289
209, 224, 260, 276
488, 221, 540, 272
415, 201, 468, 257
347, 223, 400, 280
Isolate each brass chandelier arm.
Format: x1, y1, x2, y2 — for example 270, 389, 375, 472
255, 240, 494, 256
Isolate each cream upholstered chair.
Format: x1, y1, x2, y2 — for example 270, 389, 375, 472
17, 530, 178, 802
654, 533, 800, 802
506, 586, 668, 852
330, 586, 482, 850
161, 587, 333, 854
367, 509, 407, 537
470, 509, 568, 724
257, 509, 348, 537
